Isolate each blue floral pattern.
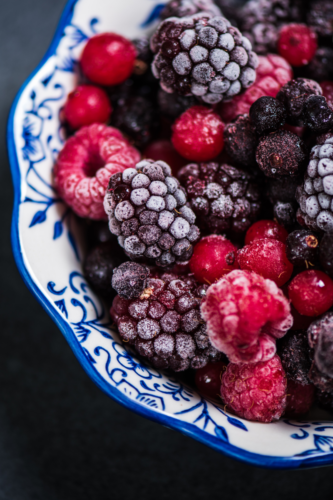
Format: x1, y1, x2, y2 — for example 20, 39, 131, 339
8, 0, 333, 468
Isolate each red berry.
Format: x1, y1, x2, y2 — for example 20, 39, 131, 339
64, 85, 112, 130
238, 239, 293, 287
221, 355, 287, 423
245, 220, 288, 245
201, 270, 293, 364
285, 380, 315, 417
80, 33, 137, 86
143, 140, 186, 175
278, 24, 318, 67
321, 81, 333, 110
195, 361, 227, 400
189, 235, 238, 285
172, 106, 224, 162
288, 270, 333, 317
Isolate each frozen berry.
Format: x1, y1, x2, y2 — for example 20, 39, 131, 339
201, 269, 293, 363
256, 130, 307, 178
321, 81, 333, 109
276, 78, 322, 125
250, 96, 286, 135
307, 0, 333, 38
143, 140, 186, 174
172, 106, 224, 161
288, 270, 333, 317
307, 312, 333, 391
285, 380, 315, 417
64, 85, 112, 130
278, 330, 311, 385
221, 355, 287, 422
80, 33, 137, 86
245, 220, 288, 245
84, 241, 125, 298
278, 24, 317, 67
316, 389, 333, 411
220, 54, 293, 123
223, 114, 258, 168
161, 0, 221, 19
54, 124, 140, 219
111, 262, 150, 300
303, 95, 333, 133
195, 360, 227, 400
305, 47, 333, 82
319, 233, 333, 278
189, 234, 238, 284
238, 238, 293, 287
286, 229, 319, 267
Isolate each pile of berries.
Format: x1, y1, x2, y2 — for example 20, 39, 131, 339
53, 0, 333, 424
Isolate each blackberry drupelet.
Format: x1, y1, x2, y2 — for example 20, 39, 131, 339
150, 12, 258, 103
111, 96, 158, 148
286, 229, 319, 267
308, 313, 333, 392
319, 232, 333, 278
158, 89, 197, 119
110, 271, 222, 371
160, 0, 221, 19
111, 262, 150, 300
303, 95, 333, 133
83, 241, 126, 298
296, 133, 333, 232
178, 162, 261, 234
278, 330, 311, 385
307, 0, 333, 38
224, 114, 258, 168
104, 159, 201, 267
250, 96, 287, 135
256, 129, 307, 178
276, 78, 322, 125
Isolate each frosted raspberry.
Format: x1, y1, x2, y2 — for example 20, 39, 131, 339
201, 269, 293, 363
221, 355, 287, 423
220, 54, 293, 123
54, 124, 140, 219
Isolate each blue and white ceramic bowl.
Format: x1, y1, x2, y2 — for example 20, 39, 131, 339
8, 0, 333, 469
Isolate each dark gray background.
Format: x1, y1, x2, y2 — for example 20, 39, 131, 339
1, 1, 332, 499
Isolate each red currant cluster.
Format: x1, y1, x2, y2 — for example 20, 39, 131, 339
53, 0, 333, 423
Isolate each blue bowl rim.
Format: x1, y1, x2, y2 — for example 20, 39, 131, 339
7, 0, 333, 470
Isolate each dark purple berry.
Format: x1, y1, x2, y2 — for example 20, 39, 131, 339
224, 114, 258, 167
278, 330, 311, 386
319, 233, 333, 278
250, 96, 286, 135
303, 95, 333, 133
111, 262, 150, 299
276, 78, 322, 125
286, 229, 319, 267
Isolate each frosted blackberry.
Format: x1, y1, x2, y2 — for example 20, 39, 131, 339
224, 114, 258, 168
256, 130, 307, 178
112, 262, 150, 300
110, 271, 222, 371
158, 89, 197, 119
296, 133, 333, 232
319, 233, 333, 278
307, 0, 333, 38
276, 78, 322, 126
303, 96, 333, 134
308, 313, 333, 392
250, 96, 286, 135
278, 331, 311, 385
104, 160, 200, 267
150, 12, 258, 103
178, 162, 261, 234
286, 229, 319, 267
112, 96, 158, 148
161, 0, 221, 19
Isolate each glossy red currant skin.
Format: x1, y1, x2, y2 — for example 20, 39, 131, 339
64, 85, 112, 130
195, 361, 227, 400
288, 270, 333, 317
189, 235, 238, 285
172, 106, 225, 162
143, 140, 186, 175
278, 24, 317, 67
245, 220, 288, 245
80, 33, 137, 86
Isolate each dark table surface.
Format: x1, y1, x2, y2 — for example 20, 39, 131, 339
1, 1, 333, 499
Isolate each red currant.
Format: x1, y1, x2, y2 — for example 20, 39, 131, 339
172, 106, 224, 162
64, 85, 112, 130
288, 270, 333, 317
238, 239, 293, 287
278, 24, 317, 67
195, 361, 227, 400
189, 235, 238, 285
81, 33, 137, 86
245, 220, 288, 246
